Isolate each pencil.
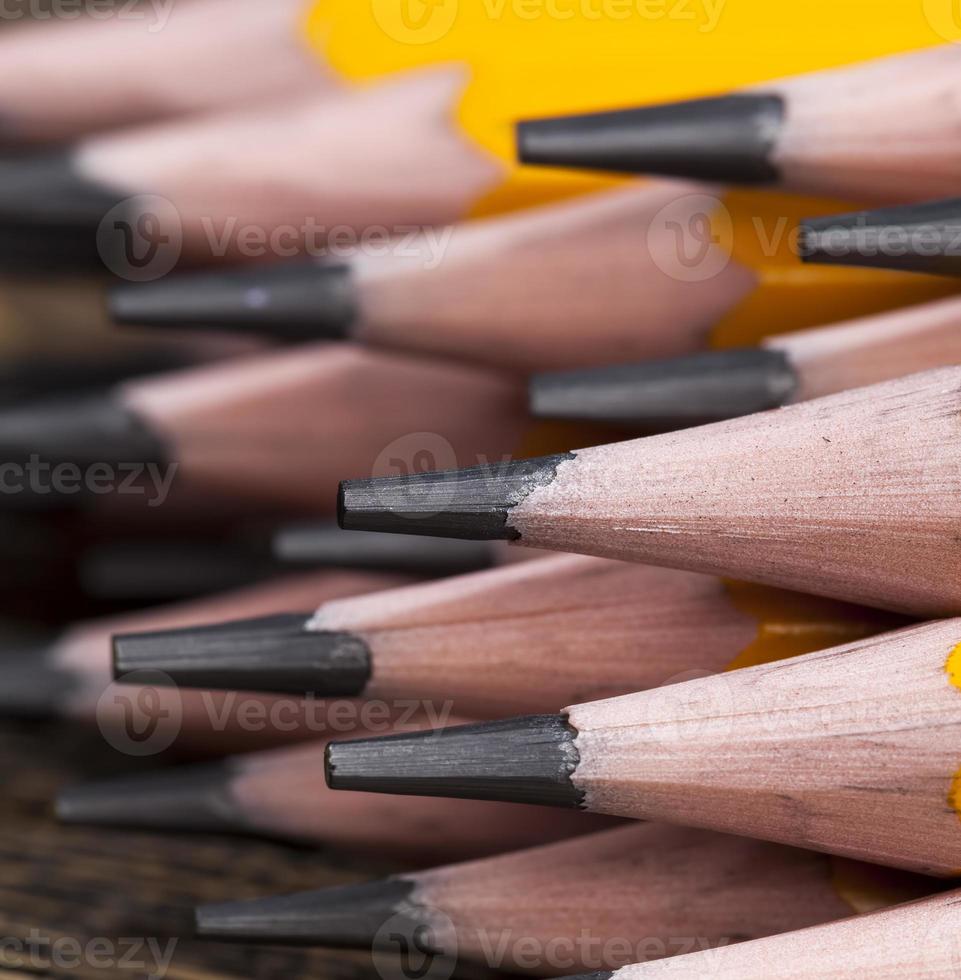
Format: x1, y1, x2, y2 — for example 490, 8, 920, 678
190, 823, 935, 970
340, 367, 961, 617
111, 555, 902, 718
55, 728, 608, 863
0, 0, 336, 146
0, 343, 526, 513
326, 618, 961, 875
517, 45, 961, 204
546, 888, 961, 979
107, 183, 759, 372
801, 197, 961, 277
1, 569, 414, 753
530, 295, 961, 428
305, 2, 950, 213
272, 523, 512, 578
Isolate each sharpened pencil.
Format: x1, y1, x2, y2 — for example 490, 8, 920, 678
111, 555, 902, 718
55, 730, 607, 863
801, 197, 961, 277
517, 45, 961, 204
0, 0, 335, 146
191, 823, 935, 971
549, 888, 961, 979
326, 619, 961, 875
1, 569, 414, 753
340, 367, 961, 617
0, 344, 526, 513
530, 295, 961, 428
107, 184, 757, 372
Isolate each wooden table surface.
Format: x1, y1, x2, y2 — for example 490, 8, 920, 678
0, 717, 396, 980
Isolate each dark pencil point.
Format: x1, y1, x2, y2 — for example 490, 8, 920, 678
799, 198, 961, 277
273, 523, 495, 576
112, 614, 372, 696
195, 878, 423, 947
109, 262, 358, 341
0, 394, 168, 467
0, 648, 79, 719
326, 714, 585, 808
337, 453, 574, 541
530, 349, 798, 429
56, 762, 249, 833
0, 150, 130, 271
517, 94, 784, 183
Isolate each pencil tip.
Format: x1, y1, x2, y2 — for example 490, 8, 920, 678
0, 393, 167, 468
0, 150, 128, 271
800, 198, 961, 277
517, 94, 784, 183
112, 615, 372, 696
326, 715, 585, 808
530, 349, 797, 428
0, 648, 78, 719
337, 454, 574, 541
56, 762, 246, 833
273, 523, 495, 576
109, 263, 357, 341
195, 878, 421, 947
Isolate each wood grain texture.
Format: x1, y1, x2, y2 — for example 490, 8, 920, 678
414, 823, 895, 975
769, 295, 961, 403
567, 618, 961, 875
0, 0, 330, 144
0, 717, 391, 980
310, 555, 894, 717
353, 183, 756, 372
613, 888, 961, 979
512, 367, 961, 616
123, 343, 527, 512
77, 67, 504, 260
770, 45, 961, 203
54, 569, 414, 753
232, 737, 608, 862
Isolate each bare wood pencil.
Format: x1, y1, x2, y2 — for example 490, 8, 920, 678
112, 555, 902, 718
191, 822, 935, 973
328, 619, 961, 875
552, 888, 961, 979
341, 367, 961, 617
108, 183, 756, 373
0, 0, 334, 145
2, 569, 414, 753
0, 343, 526, 513
55, 725, 607, 864
530, 294, 961, 427
518, 45, 961, 204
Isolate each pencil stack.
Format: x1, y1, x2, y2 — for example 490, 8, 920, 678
4, 3, 961, 979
